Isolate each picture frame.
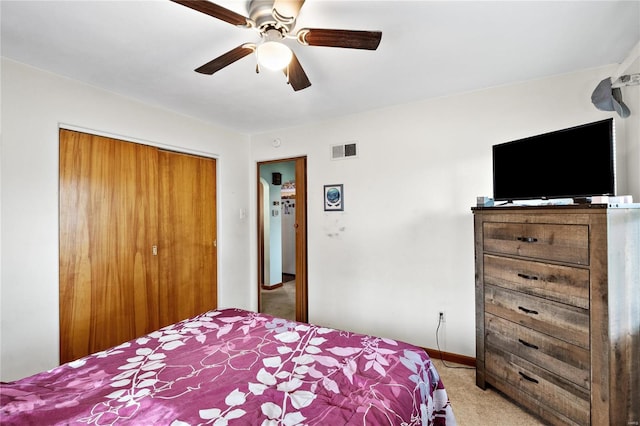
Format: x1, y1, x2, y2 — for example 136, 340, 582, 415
324, 184, 344, 211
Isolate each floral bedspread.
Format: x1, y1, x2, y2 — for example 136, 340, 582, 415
1, 308, 456, 425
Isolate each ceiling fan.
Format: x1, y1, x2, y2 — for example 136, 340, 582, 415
170, 0, 383, 91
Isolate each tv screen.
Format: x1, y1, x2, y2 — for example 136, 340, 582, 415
492, 118, 615, 202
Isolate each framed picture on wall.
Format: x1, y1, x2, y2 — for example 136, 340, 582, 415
324, 184, 344, 211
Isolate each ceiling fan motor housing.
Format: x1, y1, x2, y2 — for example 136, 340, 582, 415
249, 0, 295, 35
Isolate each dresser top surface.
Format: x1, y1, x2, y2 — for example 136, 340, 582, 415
472, 203, 640, 212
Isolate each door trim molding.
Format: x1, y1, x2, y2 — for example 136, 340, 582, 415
58, 123, 220, 159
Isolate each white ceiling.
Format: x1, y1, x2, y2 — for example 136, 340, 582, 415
2, 0, 639, 134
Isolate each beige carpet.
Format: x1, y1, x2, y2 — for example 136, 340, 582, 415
432, 359, 544, 425
260, 279, 295, 321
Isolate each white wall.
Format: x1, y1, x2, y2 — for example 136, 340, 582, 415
249, 65, 638, 358
0, 59, 252, 381
622, 57, 640, 199
259, 164, 284, 285
2, 57, 637, 381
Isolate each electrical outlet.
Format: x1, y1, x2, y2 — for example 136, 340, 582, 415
439, 311, 446, 323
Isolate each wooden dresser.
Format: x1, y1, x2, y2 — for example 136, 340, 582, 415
472, 205, 639, 426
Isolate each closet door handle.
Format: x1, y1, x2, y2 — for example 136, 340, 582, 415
518, 339, 539, 350
517, 273, 538, 281
516, 236, 538, 243
519, 372, 539, 384
518, 306, 539, 315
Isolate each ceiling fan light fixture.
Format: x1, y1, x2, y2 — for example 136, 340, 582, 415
257, 41, 293, 71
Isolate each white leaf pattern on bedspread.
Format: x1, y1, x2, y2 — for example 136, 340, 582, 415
1, 309, 456, 426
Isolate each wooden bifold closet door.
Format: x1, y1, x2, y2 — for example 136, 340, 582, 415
157, 150, 217, 327
59, 129, 217, 364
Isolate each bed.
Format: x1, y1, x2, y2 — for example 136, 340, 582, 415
1, 308, 456, 425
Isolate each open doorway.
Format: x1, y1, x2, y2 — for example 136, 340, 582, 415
257, 157, 308, 323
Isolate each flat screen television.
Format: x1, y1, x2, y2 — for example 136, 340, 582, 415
492, 118, 615, 202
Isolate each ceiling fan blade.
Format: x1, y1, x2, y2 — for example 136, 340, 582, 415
195, 44, 255, 75
297, 28, 382, 50
285, 52, 311, 91
272, 0, 305, 24
170, 0, 251, 27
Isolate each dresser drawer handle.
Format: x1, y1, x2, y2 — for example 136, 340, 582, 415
517, 273, 538, 281
516, 236, 538, 243
518, 371, 539, 384
518, 306, 539, 315
518, 338, 539, 350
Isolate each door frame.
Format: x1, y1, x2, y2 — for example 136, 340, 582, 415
257, 156, 308, 322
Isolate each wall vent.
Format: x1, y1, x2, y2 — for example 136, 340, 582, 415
331, 142, 358, 160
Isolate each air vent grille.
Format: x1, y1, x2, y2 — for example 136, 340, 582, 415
331, 142, 358, 160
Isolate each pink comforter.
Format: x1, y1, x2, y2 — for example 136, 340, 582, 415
1, 308, 456, 425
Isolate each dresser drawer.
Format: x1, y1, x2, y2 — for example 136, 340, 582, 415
486, 348, 590, 425
485, 313, 590, 389
484, 254, 589, 309
483, 222, 589, 265
485, 284, 589, 349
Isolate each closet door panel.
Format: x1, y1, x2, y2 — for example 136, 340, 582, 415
59, 130, 159, 363
158, 150, 217, 326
